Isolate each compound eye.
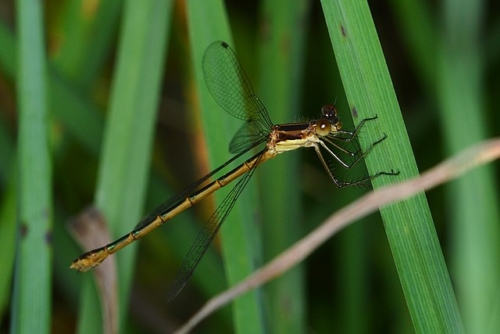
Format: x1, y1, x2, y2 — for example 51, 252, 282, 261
321, 104, 339, 124
316, 119, 331, 136
321, 104, 342, 130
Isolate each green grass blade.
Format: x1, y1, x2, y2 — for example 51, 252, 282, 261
256, 0, 310, 332
52, 0, 123, 88
187, 1, 265, 332
75, 1, 173, 332
0, 116, 16, 313
12, 1, 52, 333
320, 1, 464, 332
0, 171, 16, 315
0, 112, 15, 184
388, 0, 437, 92
438, 1, 500, 332
0, 23, 104, 154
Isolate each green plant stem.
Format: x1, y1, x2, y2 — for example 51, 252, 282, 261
321, 0, 464, 332
13, 0, 52, 333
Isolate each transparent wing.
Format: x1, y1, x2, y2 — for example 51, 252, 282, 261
229, 120, 268, 154
202, 41, 273, 132
166, 151, 264, 301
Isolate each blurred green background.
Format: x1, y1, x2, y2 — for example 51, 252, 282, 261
1, 0, 500, 333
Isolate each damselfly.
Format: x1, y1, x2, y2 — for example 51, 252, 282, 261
70, 41, 397, 300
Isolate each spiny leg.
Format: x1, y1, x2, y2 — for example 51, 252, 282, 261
334, 168, 399, 188
313, 145, 374, 188
315, 137, 398, 188
318, 133, 388, 169
313, 145, 348, 188
322, 136, 362, 159
322, 115, 381, 160
332, 115, 379, 142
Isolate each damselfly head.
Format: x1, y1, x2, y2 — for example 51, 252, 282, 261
320, 104, 342, 132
